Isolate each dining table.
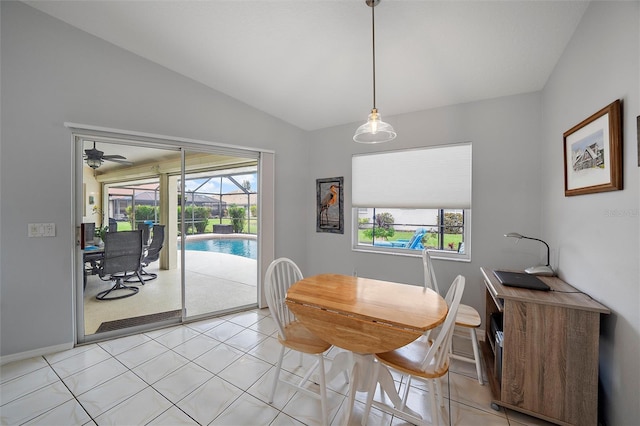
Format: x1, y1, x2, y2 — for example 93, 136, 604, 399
285, 273, 448, 422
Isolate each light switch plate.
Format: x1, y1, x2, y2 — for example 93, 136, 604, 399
28, 223, 56, 237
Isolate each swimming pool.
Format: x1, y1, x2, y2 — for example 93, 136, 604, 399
179, 238, 257, 260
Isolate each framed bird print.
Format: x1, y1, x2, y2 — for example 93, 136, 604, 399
316, 176, 344, 233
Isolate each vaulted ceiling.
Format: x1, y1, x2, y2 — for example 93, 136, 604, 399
25, 0, 589, 131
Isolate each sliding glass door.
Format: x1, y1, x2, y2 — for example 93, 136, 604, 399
180, 150, 259, 320
76, 135, 263, 343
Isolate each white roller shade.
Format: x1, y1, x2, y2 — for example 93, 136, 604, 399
352, 142, 471, 208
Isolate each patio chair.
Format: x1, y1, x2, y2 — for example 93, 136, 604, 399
126, 225, 165, 283
96, 230, 144, 300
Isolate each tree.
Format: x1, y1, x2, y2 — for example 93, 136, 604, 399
228, 204, 246, 233
443, 212, 463, 234
363, 212, 395, 240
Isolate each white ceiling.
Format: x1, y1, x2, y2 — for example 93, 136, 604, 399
25, 0, 589, 131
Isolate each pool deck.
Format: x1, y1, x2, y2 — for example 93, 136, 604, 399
83, 248, 258, 336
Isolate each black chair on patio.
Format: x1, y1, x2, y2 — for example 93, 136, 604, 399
96, 230, 144, 300
126, 224, 165, 283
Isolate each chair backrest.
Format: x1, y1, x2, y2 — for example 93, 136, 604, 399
144, 225, 165, 263
420, 275, 465, 373
83, 222, 95, 246
264, 258, 303, 340
100, 230, 144, 276
137, 223, 151, 246
422, 249, 440, 294
407, 228, 426, 250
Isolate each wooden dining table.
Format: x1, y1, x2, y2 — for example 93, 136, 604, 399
285, 273, 448, 421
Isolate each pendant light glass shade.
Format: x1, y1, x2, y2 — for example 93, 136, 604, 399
353, 108, 396, 143
353, 0, 396, 144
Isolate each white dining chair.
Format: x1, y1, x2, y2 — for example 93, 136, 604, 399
362, 275, 466, 426
264, 258, 332, 426
423, 249, 484, 384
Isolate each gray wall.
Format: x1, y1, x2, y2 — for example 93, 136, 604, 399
305, 93, 545, 317
0, 1, 309, 356
540, 2, 639, 425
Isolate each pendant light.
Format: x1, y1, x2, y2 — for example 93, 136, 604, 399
353, 0, 396, 144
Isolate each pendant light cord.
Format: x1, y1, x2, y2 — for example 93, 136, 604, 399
371, 3, 377, 110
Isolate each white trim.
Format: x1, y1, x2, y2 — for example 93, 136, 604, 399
64, 122, 275, 156
0, 342, 73, 366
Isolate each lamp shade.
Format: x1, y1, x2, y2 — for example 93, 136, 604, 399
353, 109, 397, 144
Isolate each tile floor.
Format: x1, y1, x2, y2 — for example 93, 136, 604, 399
1, 308, 554, 426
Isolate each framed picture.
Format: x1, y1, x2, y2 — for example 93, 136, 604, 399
316, 176, 343, 233
563, 100, 622, 196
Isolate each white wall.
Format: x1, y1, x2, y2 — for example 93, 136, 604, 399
541, 2, 639, 425
0, 1, 309, 357
306, 93, 545, 324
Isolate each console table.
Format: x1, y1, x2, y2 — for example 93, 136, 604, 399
480, 267, 609, 426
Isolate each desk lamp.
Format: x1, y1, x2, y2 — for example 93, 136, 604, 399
504, 232, 555, 276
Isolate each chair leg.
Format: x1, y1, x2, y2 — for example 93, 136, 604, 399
269, 345, 286, 404
469, 328, 483, 384
427, 379, 440, 426
96, 277, 138, 300
317, 353, 328, 426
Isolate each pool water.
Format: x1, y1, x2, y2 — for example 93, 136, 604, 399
179, 238, 257, 260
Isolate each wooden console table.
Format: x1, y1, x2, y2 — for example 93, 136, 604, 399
480, 267, 609, 426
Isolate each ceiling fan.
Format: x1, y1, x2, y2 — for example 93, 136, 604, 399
84, 142, 133, 169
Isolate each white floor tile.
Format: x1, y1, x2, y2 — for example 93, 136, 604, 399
76, 371, 148, 418
176, 376, 243, 425
147, 406, 199, 425
132, 350, 189, 384
152, 362, 214, 403
0, 381, 73, 425
203, 321, 245, 342
98, 332, 151, 356
0, 365, 59, 405
217, 353, 272, 390
2, 308, 508, 426
210, 392, 280, 425
172, 333, 220, 360
0, 357, 49, 384
193, 342, 244, 374
94, 386, 172, 425
116, 339, 169, 369
48, 345, 112, 378
62, 357, 128, 396
22, 398, 92, 426
225, 328, 267, 352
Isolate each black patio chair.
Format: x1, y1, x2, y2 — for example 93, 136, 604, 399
96, 230, 144, 300
126, 225, 165, 283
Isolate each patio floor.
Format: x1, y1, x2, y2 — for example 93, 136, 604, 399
83, 251, 258, 335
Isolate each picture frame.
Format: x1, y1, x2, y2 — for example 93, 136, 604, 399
316, 176, 344, 233
563, 99, 622, 196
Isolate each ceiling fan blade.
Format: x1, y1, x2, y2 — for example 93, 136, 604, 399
102, 154, 127, 160
104, 158, 133, 165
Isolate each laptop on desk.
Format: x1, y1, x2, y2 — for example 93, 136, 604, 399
493, 270, 550, 291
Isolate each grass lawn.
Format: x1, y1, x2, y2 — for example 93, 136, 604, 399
358, 229, 462, 250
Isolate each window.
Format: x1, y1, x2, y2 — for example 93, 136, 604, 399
352, 143, 471, 261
